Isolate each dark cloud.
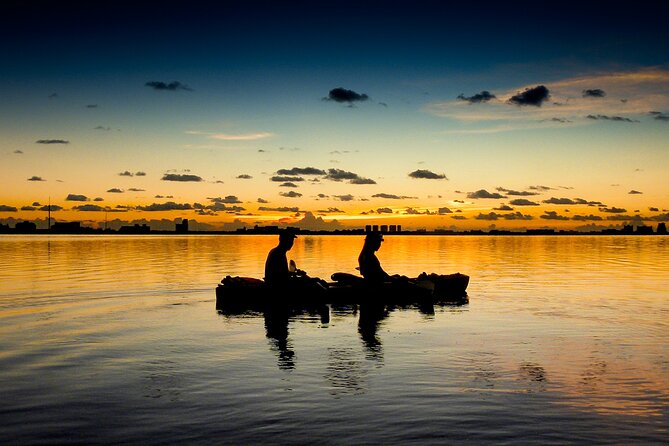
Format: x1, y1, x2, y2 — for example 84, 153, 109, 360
529, 185, 554, 191
496, 187, 538, 196
404, 207, 433, 215
324, 168, 374, 184
73, 204, 106, 212
280, 182, 298, 188
237, 174, 253, 179
509, 199, 539, 206
27, 176, 45, 181
605, 214, 645, 222
14, 150, 23, 154
653, 113, 669, 122
451, 215, 467, 220
21, 206, 37, 211
135, 171, 146, 176
457, 91, 496, 103
582, 89, 606, 98
372, 193, 417, 200
494, 204, 514, 211
350, 177, 377, 184
128, 188, 145, 192
503, 212, 533, 220
649, 207, 659, 212
162, 173, 203, 182
94, 197, 104, 202
86, 104, 98, 108
587, 114, 639, 123
549, 117, 571, 123
259, 206, 300, 213
572, 214, 603, 221
318, 207, 344, 213
257, 198, 268, 204
209, 196, 242, 204
408, 169, 447, 180
508, 85, 550, 107
325, 87, 369, 103
145, 81, 192, 91
94, 126, 111, 131
32, 202, 41, 206
601, 207, 627, 213
36, 139, 69, 144
476, 212, 499, 220
648, 213, 669, 221
66, 194, 89, 201
438, 207, 452, 214
628, 190, 643, 194
280, 191, 302, 198
136, 202, 193, 211
277, 167, 326, 176
467, 189, 505, 199
541, 211, 570, 221
317, 194, 329, 199
542, 197, 603, 206
206, 203, 246, 213
39, 205, 62, 211
334, 194, 354, 201
107, 188, 124, 193
0, 205, 18, 212
376, 207, 393, 214
271, 176, 304, 182
119, 171, 134, 176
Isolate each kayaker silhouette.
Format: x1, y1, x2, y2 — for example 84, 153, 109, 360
358, 232, 390, 282
264, 230, 300, 286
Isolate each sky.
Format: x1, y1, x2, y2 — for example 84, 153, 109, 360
2, 0, 669, 231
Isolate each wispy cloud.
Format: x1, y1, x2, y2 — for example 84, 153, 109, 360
36, 139, 69, 144
145, 81, 192, 91
162, 173, 203, 182
408, 169, 447, 180
27, 176, 45, 181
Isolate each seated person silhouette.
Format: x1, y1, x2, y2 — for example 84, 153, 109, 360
265, 230, 299, 286
358, 232, 392, 282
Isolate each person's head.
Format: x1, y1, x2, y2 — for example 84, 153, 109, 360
363, 232, 384, 251
278, 230, 297, 250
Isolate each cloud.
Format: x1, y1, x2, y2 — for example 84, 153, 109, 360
27, 176, 45, 181
280, 191, 302, 198
493, 204, 514, 211
438, 207, 452, 214
509, 199, 539, 206
128, 188, 145, 192
541, 211, 570, 221
209, 196, 242, 204
73, 204, 106, 212
162, 173, 203, 182
0, 205, 18, 212
601, 207, 627, 213
206, 203, 246, 213
333, 194, 354, 201
317, 194, 329, 199
94, 126, 111, 131
317, 207, 344, 213
277, 167, 326, 175
209, 132, 273, 141
529, 185, 555, 191
14, 150, 23, 154
94, 197, 104, 202
66, 194, 89, 202
86, 104, 98, 108
136, 202, 193, 211
653, 113, 669, 121
39, 205, 63, 211
259, 206, 300, 213
457, 91, 496, 103
587, 114, 639, 123
324, 168, 375, 184
542, 197, 604, 206
408, 169, 447, 180
628, 190, 643, 194
324, 87, 369, 103
257, 198, 269, 204
571, 214, 603, 221
372, 193, 417, 200
503, 212, 533, 220
36, 139, 69, 144
376, 207, 393, 214
451, 215, 467, 220
119, 171, 134, 176
237, 174, 253, 179
279, 182, 298, 188
467, 189, 505, 199
107, 188, 124, 193
475, 212, 499, 220
496, 187, 538, 196
582, 89, 606, 98
21, 206, 37, 211
508, 85, 550, 106
145, 81, 192, 91
135, 171, 146, 176
271, 175, 304, 182
649, 207, 659, 212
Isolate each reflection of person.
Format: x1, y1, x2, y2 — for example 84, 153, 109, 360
264, 309, 295, 370
264, 230, 298, 286
358, 233, 391, 282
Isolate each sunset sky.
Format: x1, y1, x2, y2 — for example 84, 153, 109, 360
2, 1, 668, 231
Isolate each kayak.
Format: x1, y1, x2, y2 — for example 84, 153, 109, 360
215, 272, 469, 311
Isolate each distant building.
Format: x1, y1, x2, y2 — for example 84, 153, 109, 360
372, 225, 379, 232
15, 221, 37, 232
176, 219, 189, 233
397, 225, 402, 233
622, 225, 634, 234
51, 221, 81, 233
657, 223, 667, 234
119, 224, 150, 234
0, 223, 9, 233
365, 225, 372, 233
380, 225, 388, 233
635, 225, 653, 235
389, 225, 397, 233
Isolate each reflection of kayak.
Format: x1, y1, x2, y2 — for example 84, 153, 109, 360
215, 272, 469, 310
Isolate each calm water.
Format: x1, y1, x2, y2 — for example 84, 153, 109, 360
1, 235, 668, 445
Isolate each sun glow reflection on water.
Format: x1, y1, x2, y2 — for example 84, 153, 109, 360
0, 235, 668, 444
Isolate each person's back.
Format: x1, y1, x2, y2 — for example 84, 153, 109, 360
264, 231, 296, 286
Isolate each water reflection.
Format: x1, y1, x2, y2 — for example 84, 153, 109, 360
357, 303, 388, 362
263, 309, 295, 370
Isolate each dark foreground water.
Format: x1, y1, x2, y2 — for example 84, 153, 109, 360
1, 235, 668, 445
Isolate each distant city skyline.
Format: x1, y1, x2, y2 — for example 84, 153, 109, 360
2, 1, 668, 231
